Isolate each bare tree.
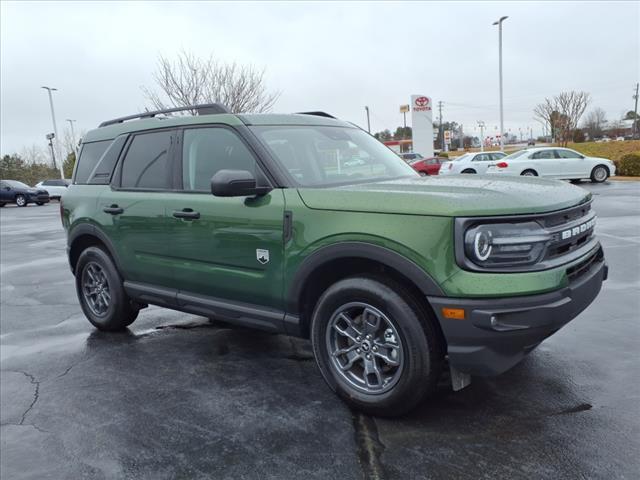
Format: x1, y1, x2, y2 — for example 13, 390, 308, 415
534, 91, 590, 146
20, 144, 48, 165
582, 107, 607, 139
142, 50, 281, 114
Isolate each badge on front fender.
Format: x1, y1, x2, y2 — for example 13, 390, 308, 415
256, 249, 270, 264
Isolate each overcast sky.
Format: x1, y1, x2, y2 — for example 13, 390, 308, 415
1, 1, 638, 156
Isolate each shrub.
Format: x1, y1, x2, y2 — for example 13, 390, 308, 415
617, 153, 640, 176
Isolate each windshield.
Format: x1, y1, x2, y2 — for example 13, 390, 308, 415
503, 150, 530, 160
250, 125, 418, 187
3, 180, 30, 189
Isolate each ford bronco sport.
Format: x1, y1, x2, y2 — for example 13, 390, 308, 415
62, 104, 607, 416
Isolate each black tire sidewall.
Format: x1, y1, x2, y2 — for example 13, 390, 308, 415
311, 277, 439, 415
75, 246, 137, 331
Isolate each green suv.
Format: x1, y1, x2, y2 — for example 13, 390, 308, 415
62, 104, 607, 416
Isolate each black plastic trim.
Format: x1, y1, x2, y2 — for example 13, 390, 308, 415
287, 242, 445, 312
123, 281, 285, 333
428, 248, 606, 376
283, 211, 293, 243
67, 223, 124, 275
98, 103, 230, 127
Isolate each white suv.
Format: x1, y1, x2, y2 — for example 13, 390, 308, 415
35, 179, 71, 200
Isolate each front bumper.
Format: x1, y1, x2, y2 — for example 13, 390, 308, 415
28, 192, 50, 203
428, 248, 607, 376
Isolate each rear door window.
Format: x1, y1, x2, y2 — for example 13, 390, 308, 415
120, 131, 173, 190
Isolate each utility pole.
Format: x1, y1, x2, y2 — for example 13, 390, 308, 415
364, 106, 371, 133
633, 83, 639, 138
438, 101, 444, 150
45, 133, 56, 168
42, 86, 64, 178
493, 16, 508, 152
477, 121, 486, 152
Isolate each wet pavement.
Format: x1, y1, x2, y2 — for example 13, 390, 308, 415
1, 180, 639, 479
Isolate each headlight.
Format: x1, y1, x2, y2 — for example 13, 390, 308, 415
464, 222, 551, 267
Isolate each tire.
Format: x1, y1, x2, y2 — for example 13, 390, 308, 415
310, 276, 444, 417
590, 165, 609, 183
461, 169, 476, 174
418, 171, 428, 177
521, 169, 537, 177
15, 195, 27, 207
75, 246, 139, 331
36, 202, 44, 206
0, 203, 5, 207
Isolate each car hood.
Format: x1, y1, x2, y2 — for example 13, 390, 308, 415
297, 175, 591, 217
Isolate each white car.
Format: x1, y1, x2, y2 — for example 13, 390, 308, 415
35, 179, 71, 200
439, 151, 507, 175
485, 147, 616, 183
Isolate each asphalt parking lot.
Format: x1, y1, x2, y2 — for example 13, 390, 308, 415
1, 181, 639, 480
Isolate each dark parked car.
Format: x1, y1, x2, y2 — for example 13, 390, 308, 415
0, 180, 50, 207
409, 156, 446, 176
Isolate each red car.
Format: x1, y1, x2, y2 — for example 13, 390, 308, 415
406, 155, 445, 176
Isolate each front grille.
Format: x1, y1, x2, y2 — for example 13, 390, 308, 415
541, 202, 596, 262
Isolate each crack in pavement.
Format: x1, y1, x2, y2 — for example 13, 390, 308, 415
10, 371, 41, 427
0, 422, 50, 434
352, 411, 387, 480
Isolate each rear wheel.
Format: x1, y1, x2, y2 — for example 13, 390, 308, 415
15, 195, 27, 207
521, 169, 537, 177
76, 246, 139, 331
0, 203, 5, 207
418, 171, 428, 177
461, 169, 476, 174
590, 165, 609, 183
310, 276, 444, 417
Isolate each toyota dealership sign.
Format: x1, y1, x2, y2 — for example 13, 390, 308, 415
411, 94, 435, 157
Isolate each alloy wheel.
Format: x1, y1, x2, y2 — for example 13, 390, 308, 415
594, 167, 607, 182
326, 302, 404, 394
81, 261, 111, 316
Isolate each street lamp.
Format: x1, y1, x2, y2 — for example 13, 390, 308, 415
66, 119, 77, 155
492, 15, 508, 152
42, 86, 64, 178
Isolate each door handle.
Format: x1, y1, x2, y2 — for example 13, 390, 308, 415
173, 209, 200, 220
103, 204, 123, 215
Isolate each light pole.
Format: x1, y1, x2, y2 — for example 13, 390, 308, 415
66, 119, 78, 156
42, 86, 64, 178
492, 16, 508, 152
477, 120, 486, 151
364, 106, 371, 133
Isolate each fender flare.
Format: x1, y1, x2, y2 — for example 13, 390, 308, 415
287, 241, 445, 313
67, 223, 123, 274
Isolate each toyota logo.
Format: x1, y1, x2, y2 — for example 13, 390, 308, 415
415, 96, 429, 107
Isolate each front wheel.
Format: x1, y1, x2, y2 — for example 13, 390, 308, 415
590, 165, 609, 183
310, 276, 444, 417
36, 202, 44, 206
418, 171, 428, 177
521, 169, 538, 177
75, 246, 139, 331
15, 195, 27, 207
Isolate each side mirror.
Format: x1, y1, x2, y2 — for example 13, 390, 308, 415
4, 186, 11, 191
211, 169, 272, 197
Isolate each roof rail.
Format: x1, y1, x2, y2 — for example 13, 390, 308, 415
296, 111, 336, 119
98, 103, 231, 128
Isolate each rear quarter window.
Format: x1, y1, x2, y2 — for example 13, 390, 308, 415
74, 140, 111, 184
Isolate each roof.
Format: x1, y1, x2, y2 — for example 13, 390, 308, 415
82, 112, 353, 144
